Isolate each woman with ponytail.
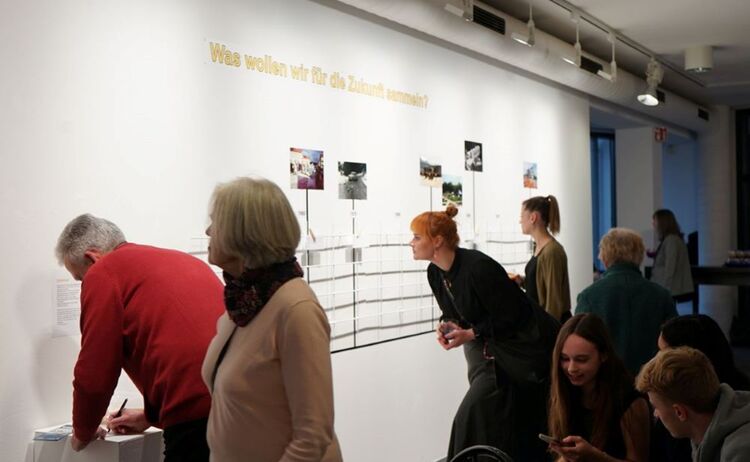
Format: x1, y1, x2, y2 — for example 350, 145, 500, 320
516, 195, 572, 322
410, 204, 559, 461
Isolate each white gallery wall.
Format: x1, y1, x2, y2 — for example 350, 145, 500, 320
0, 0, 592, 460
615, 127, 663, 248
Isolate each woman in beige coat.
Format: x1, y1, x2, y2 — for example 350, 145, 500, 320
201, 177, 342, 462
650, 209, 694, 302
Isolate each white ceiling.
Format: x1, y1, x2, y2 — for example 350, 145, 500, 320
484, 0, 750, 108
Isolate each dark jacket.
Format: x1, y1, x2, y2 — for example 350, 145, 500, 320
576, 262, 677, 375
428, 248, 559, 383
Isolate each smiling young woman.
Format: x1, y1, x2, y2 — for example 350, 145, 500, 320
548, 314, 650, 462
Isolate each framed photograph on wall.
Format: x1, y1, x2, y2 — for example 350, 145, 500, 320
442, 174, 463, 206
523, 161, 538, 189
338, 161, 367, 200
290, 147, 324, 190
464, 140, 483, 172
420, 157, 442, 187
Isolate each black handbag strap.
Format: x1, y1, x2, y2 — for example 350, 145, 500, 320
441, 276, 471, 326
210, 325, 237, 392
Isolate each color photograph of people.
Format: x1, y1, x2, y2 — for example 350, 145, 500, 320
420, 157, 443, 187
290, 147, 325, 190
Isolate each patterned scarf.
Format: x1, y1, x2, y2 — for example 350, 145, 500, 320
223, 257, 304, 327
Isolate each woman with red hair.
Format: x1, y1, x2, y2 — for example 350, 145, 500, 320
410, 204, 559, 461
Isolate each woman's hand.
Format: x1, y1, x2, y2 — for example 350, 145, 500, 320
436, 321, 459, 349
438, 322, 476, 350
507, 272, 524, 286
550, 435, 602, 461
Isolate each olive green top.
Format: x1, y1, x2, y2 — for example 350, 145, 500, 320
535, 239, 571, 321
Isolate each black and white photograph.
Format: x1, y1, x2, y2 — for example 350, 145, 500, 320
419, 157, 442, 187
338, 161, 367, 200
464, 140, 483, 172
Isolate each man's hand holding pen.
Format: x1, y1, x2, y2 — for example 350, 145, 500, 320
106, 399, 150, 435
71, 399, 128, 451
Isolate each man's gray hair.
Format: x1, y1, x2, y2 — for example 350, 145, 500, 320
55, 214, 126, 265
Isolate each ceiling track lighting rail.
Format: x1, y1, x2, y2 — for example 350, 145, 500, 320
597, 31, 617, 82
561, 10, 582, 67
511, 0, 535, 46
547, 0, 706, 88
447, 0, 691, 107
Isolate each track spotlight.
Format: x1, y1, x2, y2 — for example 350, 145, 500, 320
562, 11, 581, 67
637, 58, 663, 106
511, 0, 535, 47
444, 0, 473, 22
597, 31, 617, 82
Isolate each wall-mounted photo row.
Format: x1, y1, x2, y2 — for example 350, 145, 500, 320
338, 161, 367, 200
290, 147, 325, 190
523, 161, 538, 189
419, 157, 442, 187
442, 174, 463, 206
295, 234, 436, 352
464, 140, 483, 172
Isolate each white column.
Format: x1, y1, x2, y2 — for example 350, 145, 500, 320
615, 127, 663, 251
697, 106, 737, 335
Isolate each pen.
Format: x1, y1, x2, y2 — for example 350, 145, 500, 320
114, 398, 128, 418
107, 398, 128, 434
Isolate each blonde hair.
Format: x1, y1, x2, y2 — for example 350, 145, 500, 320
410, 204, 460, 249
209, 177, 300, 269
599, 228, 645, 267
636, 346, 720, 413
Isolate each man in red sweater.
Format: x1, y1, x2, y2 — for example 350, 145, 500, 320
55, 214, 224, 461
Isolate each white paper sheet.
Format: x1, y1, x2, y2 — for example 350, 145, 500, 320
53, 278, 81, 337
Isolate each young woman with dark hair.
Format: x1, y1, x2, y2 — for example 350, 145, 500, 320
650, 209, 693, 301
547, 314, 650, 462
659, 314, 750, 390
410, 204, 559, 461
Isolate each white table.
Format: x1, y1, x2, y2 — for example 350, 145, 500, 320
32, 426, 163, 462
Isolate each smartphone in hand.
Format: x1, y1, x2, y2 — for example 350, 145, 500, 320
538, 433, 561, 445
538, 433, 574, 447
440, 324, 455, 338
